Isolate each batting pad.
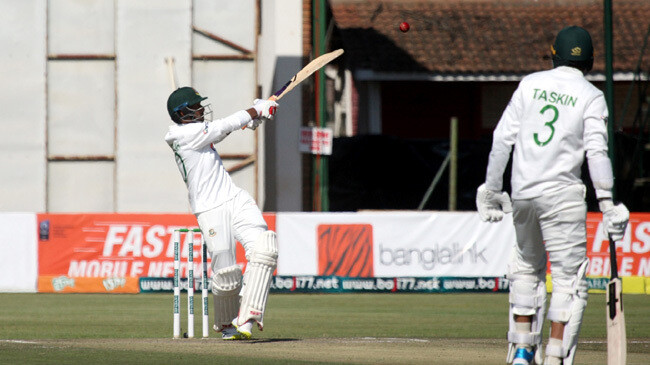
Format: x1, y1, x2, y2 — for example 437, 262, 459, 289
211, 265, 242, 332
506, 274, 546, 365
545, 259, 590, 365
236, 231, 278, 329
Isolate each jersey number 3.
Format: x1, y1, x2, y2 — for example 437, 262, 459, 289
534, 104, 559, 147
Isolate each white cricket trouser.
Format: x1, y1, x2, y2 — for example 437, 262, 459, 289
196, 190, 267, 272
509, 184, 588, 300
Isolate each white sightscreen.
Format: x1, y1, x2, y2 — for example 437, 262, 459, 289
0, 213, 38, 292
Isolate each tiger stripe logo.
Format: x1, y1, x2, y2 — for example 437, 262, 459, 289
317, 224, 374, 277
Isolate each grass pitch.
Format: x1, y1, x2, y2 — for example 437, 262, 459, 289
0, 293, 648, 364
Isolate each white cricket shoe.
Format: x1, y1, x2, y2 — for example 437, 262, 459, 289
220, 324, 244, 340
232, 319, 254, 340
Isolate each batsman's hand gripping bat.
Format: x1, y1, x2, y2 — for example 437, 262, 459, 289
607, 234, 626, 365
244, 48, 344, 129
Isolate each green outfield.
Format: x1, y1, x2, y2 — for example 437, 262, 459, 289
0, 293, 648, 364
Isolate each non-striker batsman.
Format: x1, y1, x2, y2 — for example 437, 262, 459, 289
476, 26, 629, 365
165, 87, 279, 340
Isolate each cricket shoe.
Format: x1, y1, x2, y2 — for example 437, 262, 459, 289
232, 319, 254, 340
512, 346, 535, 365
219, 324, 244, 340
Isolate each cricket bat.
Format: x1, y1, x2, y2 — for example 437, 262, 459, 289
606, 234, 626, 365
243, 48, 344, 128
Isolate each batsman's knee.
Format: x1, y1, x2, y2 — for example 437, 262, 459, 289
211, 265, 243, 332
211, 264, 243, 295
547, 258, 589, 321
250, 231, 278, 267
236, 231, 278, 329
544, 258, 589, 364
509, 274, 546, 316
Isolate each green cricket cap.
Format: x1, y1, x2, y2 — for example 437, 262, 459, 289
551, 26, 594, 62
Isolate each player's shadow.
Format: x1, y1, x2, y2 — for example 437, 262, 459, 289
242, 338, 299, 344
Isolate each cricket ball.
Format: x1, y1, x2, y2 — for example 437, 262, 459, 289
399, 22, 410, 33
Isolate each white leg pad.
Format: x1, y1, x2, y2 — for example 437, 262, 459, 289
545, 259, 589, 365
211, 265, 242, 332
506, 274, 546, 364
236, 231, 278, 329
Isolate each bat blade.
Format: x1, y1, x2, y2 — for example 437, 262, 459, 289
243, 49, 344, 129
607, 237, 626, 365
271, 48, 344, 101
606, 278, 626, 364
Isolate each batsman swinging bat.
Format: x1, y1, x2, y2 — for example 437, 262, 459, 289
243, 48, 344, 129
606, 234, 626, 365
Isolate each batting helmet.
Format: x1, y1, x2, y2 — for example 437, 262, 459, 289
167, 87, 208, 123
551, 26, 594, 72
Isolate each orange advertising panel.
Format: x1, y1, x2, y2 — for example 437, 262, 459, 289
38, 276, 140, 293
37, 213, 277, 282
584, 212, 650, 277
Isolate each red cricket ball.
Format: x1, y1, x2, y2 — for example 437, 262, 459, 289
399, 22, 410, 33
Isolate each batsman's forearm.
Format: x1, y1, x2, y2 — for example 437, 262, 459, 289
217, 110, 253, 133
485, 147, 510, 191
245, 107, 258, 120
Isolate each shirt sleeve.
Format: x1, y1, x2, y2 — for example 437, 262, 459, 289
186, 110, 252, 149
485, 84, 522, 191
583, 93, 613, 199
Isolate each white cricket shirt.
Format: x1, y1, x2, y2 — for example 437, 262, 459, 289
165, 110, 252, 214
486, 66, 612, 199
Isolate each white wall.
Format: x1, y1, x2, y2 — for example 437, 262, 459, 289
0, 0, 304, 213
0, 1, 47, 211
0, 214, 38, 292
47, 0, 116, 212
116, 0, 192, 212
258, 0, 303, 211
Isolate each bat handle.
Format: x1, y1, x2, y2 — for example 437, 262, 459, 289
241, 95, 278, 130
608, 234, 619, 279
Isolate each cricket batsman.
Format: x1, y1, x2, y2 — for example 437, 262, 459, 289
475, 26, 629, 364
165, 86, 279, 340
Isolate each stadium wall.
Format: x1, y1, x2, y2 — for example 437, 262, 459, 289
0, 0, 304, 213
1, 212, 649, 294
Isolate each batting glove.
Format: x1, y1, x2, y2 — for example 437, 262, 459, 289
253, 99, 278, 120
476, 183, 513, 222
246, 118, 263, 130
599, 199, 629, 241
